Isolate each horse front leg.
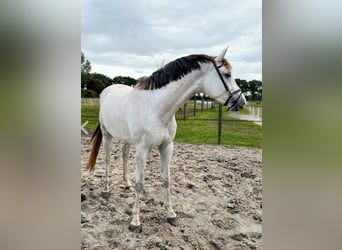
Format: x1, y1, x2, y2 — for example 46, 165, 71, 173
159, 142, 177, 225
128, 144, 147, 233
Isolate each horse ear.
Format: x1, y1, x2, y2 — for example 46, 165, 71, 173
215, 47, 228, 63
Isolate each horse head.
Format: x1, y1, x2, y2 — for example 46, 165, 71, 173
202, 48, 246, 111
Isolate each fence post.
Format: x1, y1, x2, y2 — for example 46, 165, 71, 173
218, 104, 222, 144
193, 96, 197, 117
183, 103, 186, 121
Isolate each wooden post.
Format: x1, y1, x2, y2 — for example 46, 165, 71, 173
218, 104, 222, 144
183, 103, 186, 121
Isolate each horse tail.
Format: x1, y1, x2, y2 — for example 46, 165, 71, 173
86, 124, 102, 172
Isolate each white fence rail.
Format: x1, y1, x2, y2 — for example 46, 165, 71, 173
247, 106, 262, 123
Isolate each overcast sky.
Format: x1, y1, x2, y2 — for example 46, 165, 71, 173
81, 0, 261, 81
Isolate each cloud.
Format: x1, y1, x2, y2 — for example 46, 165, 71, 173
82, 0, 261, 80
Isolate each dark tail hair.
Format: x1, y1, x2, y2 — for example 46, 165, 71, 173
86, 124, 102, 172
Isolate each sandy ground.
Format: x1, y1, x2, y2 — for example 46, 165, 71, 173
81, 135, 262, 249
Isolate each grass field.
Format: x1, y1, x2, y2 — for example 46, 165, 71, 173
81, 98, 100, 129
81, 98, 262, 147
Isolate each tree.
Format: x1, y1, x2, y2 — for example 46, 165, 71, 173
81, 53, 112, 95
81, 52, 91, 75
80, 53, 138, 95
248, 80, 262, 101
235, 78, 249, 95
91, 73, 114, 87
113, 76, 137, 86
86, 78, 105, 95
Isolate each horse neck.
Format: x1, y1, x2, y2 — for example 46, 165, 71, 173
153, 69, 205, 122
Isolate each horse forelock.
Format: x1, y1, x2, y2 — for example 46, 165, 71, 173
135, 54, 214, 90
222, 58, 232, 73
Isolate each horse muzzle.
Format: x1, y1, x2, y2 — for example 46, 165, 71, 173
226, 91, 246, 112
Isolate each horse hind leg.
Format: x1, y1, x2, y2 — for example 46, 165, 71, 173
122, 142, 132, 188
101, 132, 112, 198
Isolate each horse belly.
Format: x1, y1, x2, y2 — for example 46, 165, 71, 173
102, 112, 131, 141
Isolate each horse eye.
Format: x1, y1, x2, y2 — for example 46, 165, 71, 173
224, 73, 231, 78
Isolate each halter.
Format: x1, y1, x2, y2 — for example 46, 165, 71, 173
212, 61, 243, 111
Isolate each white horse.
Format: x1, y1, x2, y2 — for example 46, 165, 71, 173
86, 48, 246, 232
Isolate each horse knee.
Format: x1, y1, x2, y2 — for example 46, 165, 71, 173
135, 182, 143, 193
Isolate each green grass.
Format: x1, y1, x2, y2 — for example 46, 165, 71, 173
81, 98, 99, 129
175, 108, 262, 147
81, 98, 262, 147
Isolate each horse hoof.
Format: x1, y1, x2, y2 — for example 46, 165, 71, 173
167, 217, 178, 226
128, 224, 142, 233
100, 190, 110, 199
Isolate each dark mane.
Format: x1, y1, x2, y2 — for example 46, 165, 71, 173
135, 54, 214, 90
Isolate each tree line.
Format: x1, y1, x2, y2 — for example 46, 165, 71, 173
81, 52, 136, 97
235, 79, 262, 101
81, 52, 262, 100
